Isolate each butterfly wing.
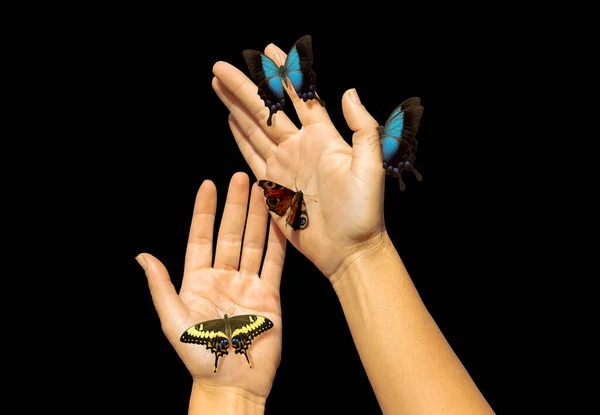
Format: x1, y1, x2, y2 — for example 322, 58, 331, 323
243, 49, 286, 126
284, 191, 309, 231
380, 97, 424, 190
258, 180, 296, 216
180, 317, 230, 372
284, 35, 325, 106
228, 315, 274, 368
258, 180, 309, 230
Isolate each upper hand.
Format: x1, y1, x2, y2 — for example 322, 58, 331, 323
212, 43, 387, 282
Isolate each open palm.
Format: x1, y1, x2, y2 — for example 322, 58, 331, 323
212, 43, 389, 281
138, 172, 285, 398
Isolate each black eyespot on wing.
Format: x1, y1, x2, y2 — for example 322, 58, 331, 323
298, 212, 308, 229
259, 180, 276, 189
290, 199, 309, 230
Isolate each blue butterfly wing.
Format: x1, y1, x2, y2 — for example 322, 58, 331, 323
261, 55, 285, 100
243, 49, 286, 126
243, 35, 325, 126
381, 105, 406, 163
284, 45, 304, 92
284, 35, 325, 106
380, 98, 424, 190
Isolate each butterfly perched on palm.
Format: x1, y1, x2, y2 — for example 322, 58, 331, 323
243, 35, 326, 126
180, 312, 274, 373
379, 97, 425, 191
258, 180, 308, 231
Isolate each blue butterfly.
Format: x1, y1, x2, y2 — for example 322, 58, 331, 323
379, 97, 424, 191
243, 35, 326, 126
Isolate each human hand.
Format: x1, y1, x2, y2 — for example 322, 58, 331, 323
136, 172, 285, 400
212, 43, 388, 283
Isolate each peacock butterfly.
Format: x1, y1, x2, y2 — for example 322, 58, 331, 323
258, 180, 308, 231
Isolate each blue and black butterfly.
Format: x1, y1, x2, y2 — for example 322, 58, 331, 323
379, 97, 424, 191
242, 35, 326, 126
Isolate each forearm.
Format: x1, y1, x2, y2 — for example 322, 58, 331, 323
188, 381, 266, 415
331, 233, 494, 414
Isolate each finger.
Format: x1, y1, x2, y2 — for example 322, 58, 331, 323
229, 113, 295, 184
342, 88, 385, 175
213, 172, 250, 270
183, 179, 217, 275
265, 41, 331, 128
228, 114, 267, 179
136, 253, 187, 338
213, 76, 278, 160
212, 61, 298, 143
259, 216, 287, 291
239, 182, 269, 275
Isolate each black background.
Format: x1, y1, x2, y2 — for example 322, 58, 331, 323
94, 17, 510, 415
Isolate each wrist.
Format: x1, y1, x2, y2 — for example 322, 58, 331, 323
188, 381, 266, 414
329, 231, 398, 288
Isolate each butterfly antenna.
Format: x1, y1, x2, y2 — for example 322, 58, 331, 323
214, 304, 228, 318
227, 304, 237, 317
293, 177, 317, 201
293, 177, 304, 194
364, 124, 383, 153
369, 136, 379, 151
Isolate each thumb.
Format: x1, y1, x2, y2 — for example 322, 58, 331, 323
342, 88, 383, 171
136, 253, 187, 333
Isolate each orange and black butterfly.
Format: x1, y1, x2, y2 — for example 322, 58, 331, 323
258, 180, 308, 230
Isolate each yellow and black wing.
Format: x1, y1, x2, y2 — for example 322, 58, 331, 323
179, 314, 274, 372
180, 318, 230, 373
228, 315, 274, 367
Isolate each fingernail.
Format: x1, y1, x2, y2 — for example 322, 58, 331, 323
349, 88, 361, 104
135, 254, 147, 271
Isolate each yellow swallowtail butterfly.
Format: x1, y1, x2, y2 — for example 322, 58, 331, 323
180, 313, 274, 373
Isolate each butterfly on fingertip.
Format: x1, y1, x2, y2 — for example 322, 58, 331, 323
258, 180, 309, 231
379, 97, 424, 191
242, 35, 326, 126
180, 313, 274, 373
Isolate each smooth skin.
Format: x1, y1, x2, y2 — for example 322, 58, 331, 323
211, 42, 495, 414
137, 173, 286, 414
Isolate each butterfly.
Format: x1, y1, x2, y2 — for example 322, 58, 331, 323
243, 35, 326, 126
258, 180, 308, 230
180, 313, 274, 373
379, 97, 425, 191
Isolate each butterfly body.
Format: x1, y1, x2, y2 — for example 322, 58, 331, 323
379, 97, 424, 191
258, 180, 308, 230
243, 35, 325, 126
180, 313, 274, 373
